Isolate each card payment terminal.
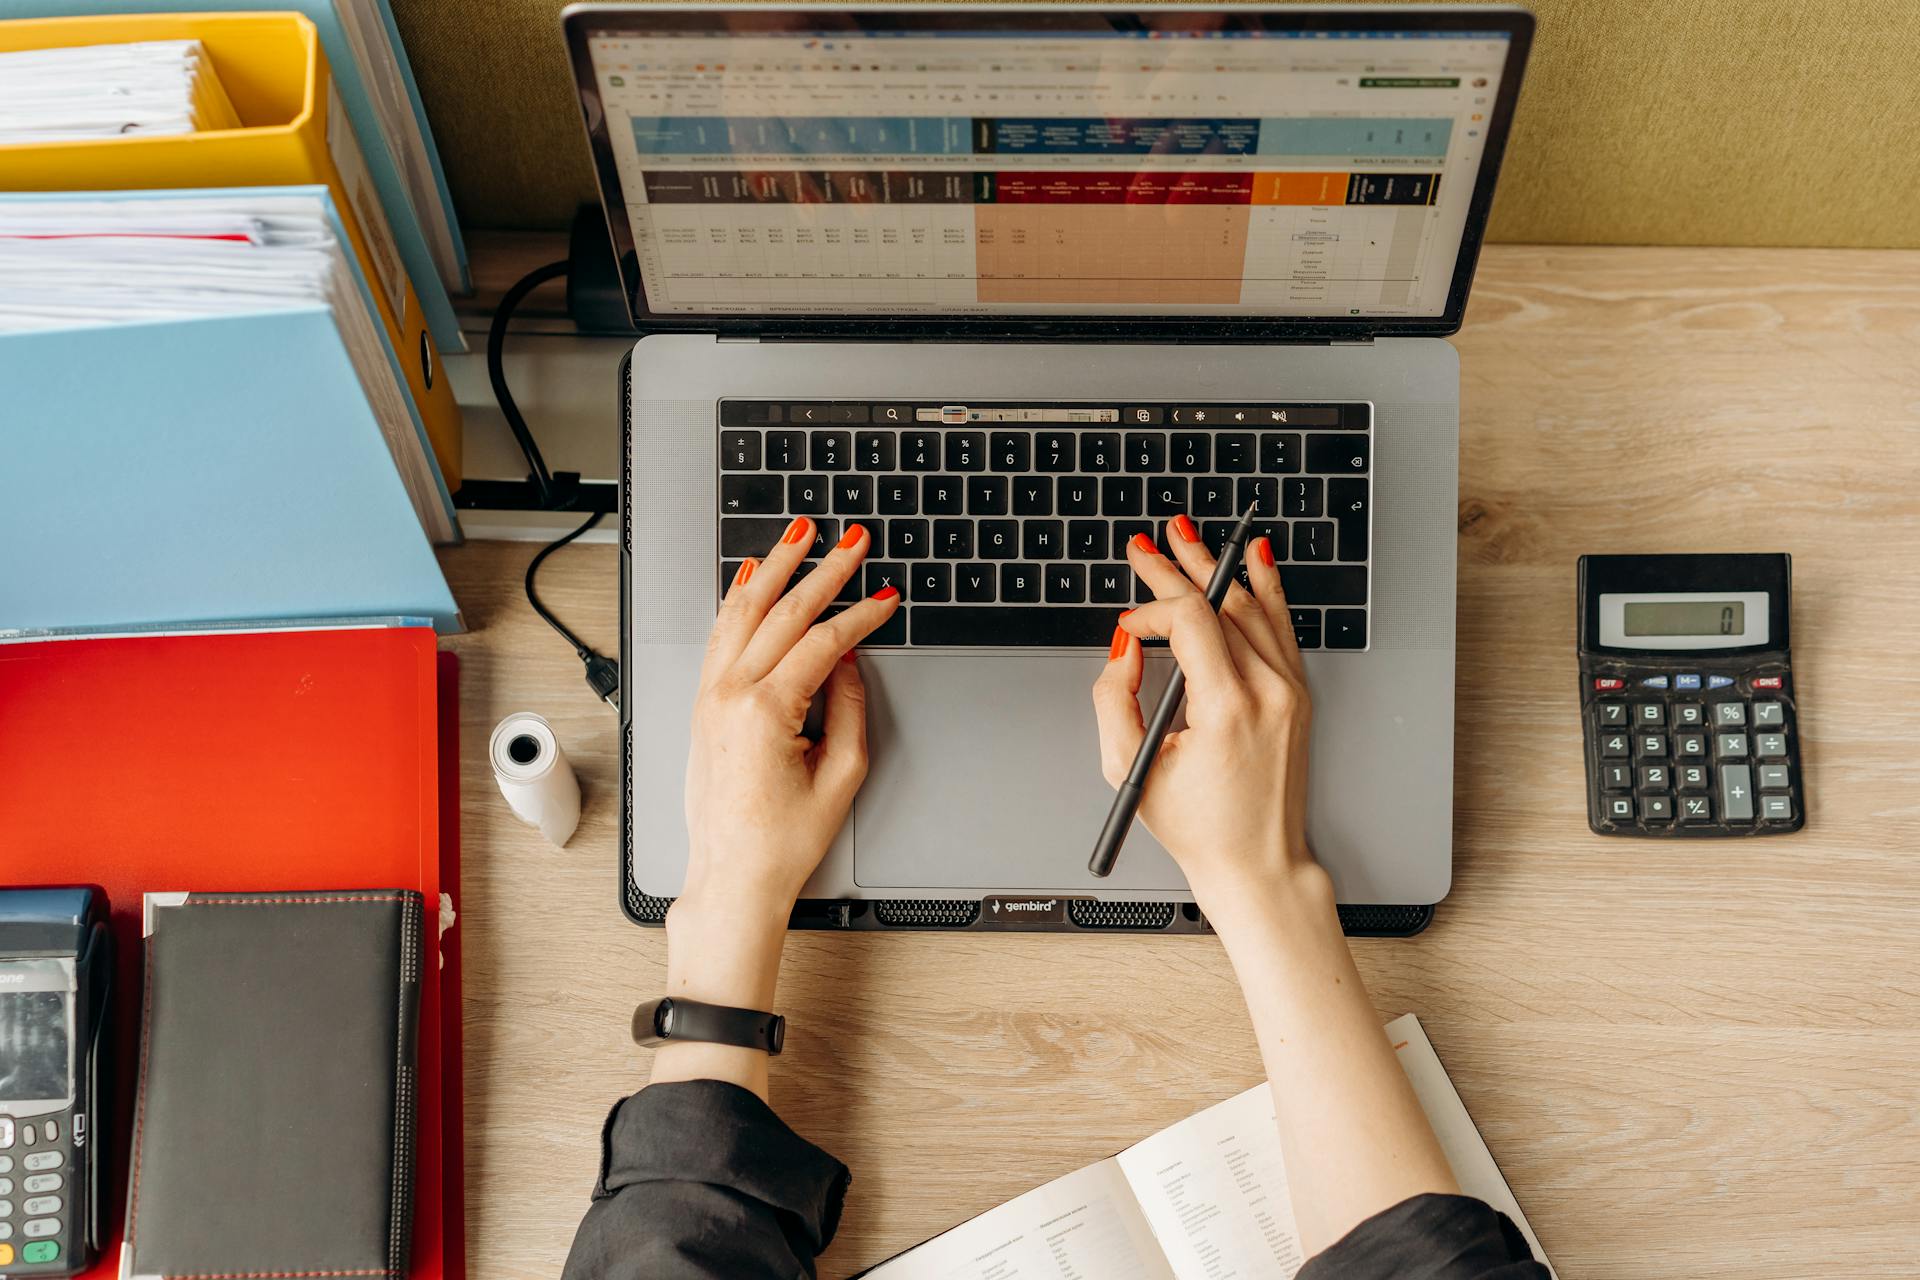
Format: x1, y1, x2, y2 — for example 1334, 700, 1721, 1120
0, 889, 110, 1276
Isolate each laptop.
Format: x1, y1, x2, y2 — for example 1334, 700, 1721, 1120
565, 5, 1534, 935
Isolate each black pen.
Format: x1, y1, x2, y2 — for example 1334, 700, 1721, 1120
1089, 502, 1262, 878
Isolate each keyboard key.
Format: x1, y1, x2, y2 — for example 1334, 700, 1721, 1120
1293, 615, 1322, 649
1199, 521, 1232, 557
1236, 477, 1279, 517
878, 475, 918, 514
1720, 764, 1755, 821
720, 517, 837, 559
979, 520, 1019, 559
1283, 477, 1324, 517
865, 561, 907, 599
888, 520, 929, 559
1000, 563, 1042, 602
1635, 703, 1665, 726
721, 474, 783, 515
955, 564, 996, 601
720, 431, 761, 470
1597, 703, 1628, 726
1036, 433, 1076, 472
1306, 433, 1370, 474
1277, 565, 1366, 605
1678, 764, 1709, 790
946, 432, 986, 471
1126, 406, 1165, 425
1643, 794, 1673, 820
1638, 764, 1669, 790
1170, 433, 1210, 472
810, 431, 851, 470
1216, 433, 1256, 474
1024, 520, 1065, 560
912, 563, 952, 602
856, 432, 895, 470
911, 606, 1125, 646
1292, 521, 1335, 562
872, 406, 912, 428
967, 475, 1009, 515
1057, 478, 1099, 515
1102, 475, 1145, 516
1680, 794, 1712, 823
828, 405, 867, 424
990, 432, 1031, 472
1760, 795, 1794, 821
933, 520, 973, 559
766, 430, 806, 470
922, 476, 964, 515
788, 475, 829, 515
1047, 564, 1087, 603
1125, 432, 1168, 472
833, 475, 873, 515
1012, 477, 1052, 515
1601, 763, 1631, 789
1067, 521, 1109, 560
1324, 608, 1367, 649
790, 405, 830, 425
1192, 476, 1234, 517
1147, 477, 1189, 516
1090, 563, 1131, 603
1260, 432, 1302, 474
1081, 433, 1121, 472
901, 431, 941, 470
1327, 477, 1369, 561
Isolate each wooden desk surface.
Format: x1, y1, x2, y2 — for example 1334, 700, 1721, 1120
437, 243, 1920, 1279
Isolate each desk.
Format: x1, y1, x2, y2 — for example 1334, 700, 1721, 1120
438, 243, 1920, 1279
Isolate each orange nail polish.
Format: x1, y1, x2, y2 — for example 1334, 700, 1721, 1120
1255, 536, 1275, 568
1131, 532, 1159, 556
871, 584, 900, 602
733, 559, 756, 586
1172, 513, 1198, 543
1108, 626, 1129, 661
781, 516, 812, 546
838, 523, 865, 549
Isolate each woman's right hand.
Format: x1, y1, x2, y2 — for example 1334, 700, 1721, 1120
1090, 517, 1328, 922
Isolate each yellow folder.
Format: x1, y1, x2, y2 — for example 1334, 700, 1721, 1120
0, 12, 462, 488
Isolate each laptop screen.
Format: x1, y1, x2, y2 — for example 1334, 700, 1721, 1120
564, 7, 1533, 334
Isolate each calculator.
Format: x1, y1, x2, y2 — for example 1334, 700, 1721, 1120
1578, 554, 1804, 837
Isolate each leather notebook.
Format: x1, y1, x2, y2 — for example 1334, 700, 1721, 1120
126, 890, 423, 1279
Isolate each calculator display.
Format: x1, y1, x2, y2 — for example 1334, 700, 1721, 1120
1625, 600, 1745, 637
0, 988, 71, 1103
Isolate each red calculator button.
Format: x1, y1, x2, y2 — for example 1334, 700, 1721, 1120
1594, 677, 1626, 690
1751, 676, 1783, 689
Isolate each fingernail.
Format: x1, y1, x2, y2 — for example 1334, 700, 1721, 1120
1131, 533, 1160, 556
1108, 625, 1130, 661
871, 584, 900, 602
781, 516, 812, 546
1172, 513, 1198, 543
837, 523, 865, 549
1254, 536, 1275, 568
733, 559, 756, 586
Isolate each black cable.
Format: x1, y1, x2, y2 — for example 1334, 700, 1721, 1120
525, 508, 603, 655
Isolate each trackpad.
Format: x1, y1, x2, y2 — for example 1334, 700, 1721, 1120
853, 653, 1188, 892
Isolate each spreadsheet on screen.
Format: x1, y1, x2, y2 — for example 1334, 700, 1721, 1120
584, 26, 1512, 318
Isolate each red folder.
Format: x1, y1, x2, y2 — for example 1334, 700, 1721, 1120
0, 628, 463, 1280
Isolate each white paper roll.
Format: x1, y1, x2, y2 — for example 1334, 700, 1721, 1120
490, 712, 581, 847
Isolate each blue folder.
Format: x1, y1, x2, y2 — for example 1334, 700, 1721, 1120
0, 0, 472, 348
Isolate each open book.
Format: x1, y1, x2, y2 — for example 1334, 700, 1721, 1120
861, 1015, 1555, 1279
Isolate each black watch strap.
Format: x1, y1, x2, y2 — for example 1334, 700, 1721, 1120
632, 997, 785, 1055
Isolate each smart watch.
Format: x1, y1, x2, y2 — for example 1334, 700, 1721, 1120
632, 997, 785, 1055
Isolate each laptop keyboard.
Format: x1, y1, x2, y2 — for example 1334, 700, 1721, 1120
715, 401, 1371, 650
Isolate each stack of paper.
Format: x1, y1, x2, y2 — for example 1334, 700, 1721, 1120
0, 39, 238, 143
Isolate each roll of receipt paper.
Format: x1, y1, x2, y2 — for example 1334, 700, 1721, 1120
490, 712, 581, 847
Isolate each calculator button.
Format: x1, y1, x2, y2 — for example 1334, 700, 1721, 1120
0, 1118, 11, 1149
0, 1156, 11, 1172
1714, 702, 1746, 726
1674, 674, 1702, 689
1761, 795, 1795, 820
19, 1125, 32, 1147
1753, 702, 1785, 727
21, 1196, 58, 1216
23, 1218, 58, 1239
1755, 733, 1789, 758
1634, 703, 1664, 726
1600, 733, 1630, 758
1751, 675, 1784, 690
1607, 797, 1635, 821
0, 1242, 12, 1263
40, 1121, 54, 1143
1715, 733, 1747, 758
1707, 674, 1736, 689
1719, 765, 1755, 821
1674, 704, 1704, 726
1675, 733, 1707, 757
23, 1241, 58, 1264
1597, 703, 1628, 727
1638, 765, 1669, 790
1758, 764, 1791, 791
1680, 795, 1713, 822
0, 1177, 10, 1195
21, 1153, 60, 1172
21, 1174, 57, 1194
1639, 675, 1669, 688
1601, 764, 1632, 790
1642, 795, 1673, 820
0, 1201, 10, 1220
1593, 676, 1626, 691
1636, 734, 1667, 757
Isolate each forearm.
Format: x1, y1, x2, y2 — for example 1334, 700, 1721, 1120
1202, 866, 1459, 1255
650, 891, 791, 1100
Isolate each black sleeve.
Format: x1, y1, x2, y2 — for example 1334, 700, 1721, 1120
1297, 1193, 1550, 1280
562, 1080, 852, 1280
